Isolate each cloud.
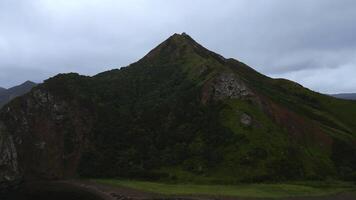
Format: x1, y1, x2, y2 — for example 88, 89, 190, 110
0, 0, 355, 93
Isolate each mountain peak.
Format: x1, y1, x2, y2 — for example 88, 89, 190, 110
0, 81, 37, 108
2, 33, 356, 190
168, 32, 195, 42
138, 32, 226, 65
147, 32, 198, 55
21, 80, 36, 86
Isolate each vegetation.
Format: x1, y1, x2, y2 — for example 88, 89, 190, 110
36, 33, 356, 183
94, 179, 356, 199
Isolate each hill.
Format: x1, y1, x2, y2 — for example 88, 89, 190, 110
0, 33, 356, 193
332, 93, 356, 100
0, 81, 37, 108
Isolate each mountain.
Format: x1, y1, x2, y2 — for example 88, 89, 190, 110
0, 81, 37, 108
1, 33, 356, 192
332, 93, 356, 100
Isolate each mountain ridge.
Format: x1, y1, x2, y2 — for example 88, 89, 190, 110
0, 33, 355, 193
0, 81, 37, 108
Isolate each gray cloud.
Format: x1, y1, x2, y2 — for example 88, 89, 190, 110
0, 0, 355, 93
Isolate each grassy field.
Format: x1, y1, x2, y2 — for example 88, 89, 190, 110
94, 179, 356, 199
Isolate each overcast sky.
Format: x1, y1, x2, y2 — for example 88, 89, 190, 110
1, 0, 355, 93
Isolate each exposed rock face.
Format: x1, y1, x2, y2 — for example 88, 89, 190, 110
0, 122, 21, 193
240, 113, 252, 126
0, 86, 94, 193
201, 73, 254, 104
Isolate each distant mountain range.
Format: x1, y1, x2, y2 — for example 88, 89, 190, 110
331, 93, 356, 100
0, 81, 37, 108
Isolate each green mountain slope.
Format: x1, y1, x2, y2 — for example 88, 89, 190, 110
1, 33, 355, 187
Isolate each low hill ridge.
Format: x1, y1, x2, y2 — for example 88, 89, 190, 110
332, 93, 356, 100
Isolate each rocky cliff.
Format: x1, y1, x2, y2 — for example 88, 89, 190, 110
0, 85, 94, 193
0, 122, 20, 193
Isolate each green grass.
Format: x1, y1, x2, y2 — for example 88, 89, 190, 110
94, 179, 356, 199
